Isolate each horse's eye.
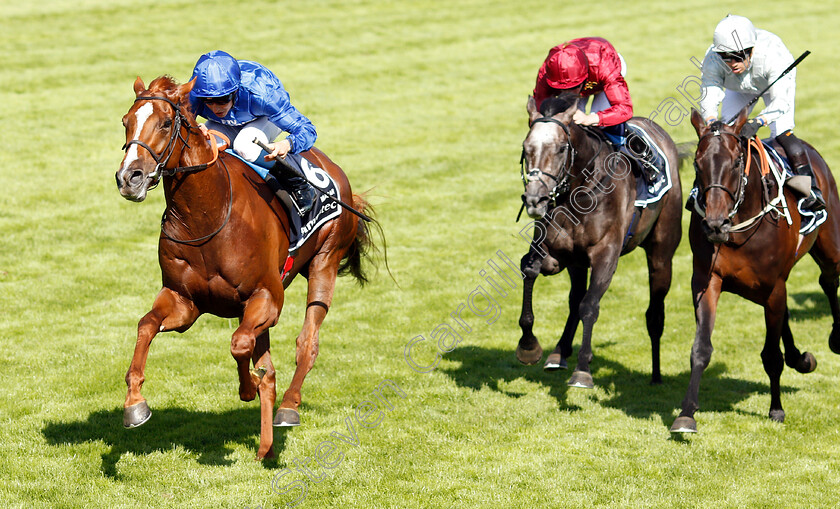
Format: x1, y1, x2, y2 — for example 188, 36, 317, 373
162, 119, 172, 129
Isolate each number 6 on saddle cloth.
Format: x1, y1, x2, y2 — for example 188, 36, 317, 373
219, 126, 343, 255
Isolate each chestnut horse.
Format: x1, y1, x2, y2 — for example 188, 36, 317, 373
517, 93, 682, 389
115, 76, 377, 459
671, 109, 840, 433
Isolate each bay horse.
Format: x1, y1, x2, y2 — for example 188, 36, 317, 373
517, 93, 682, 389
671, 108, 840, 433
115, 76, 378, 459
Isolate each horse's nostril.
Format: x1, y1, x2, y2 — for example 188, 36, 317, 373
129, 170, 144, 186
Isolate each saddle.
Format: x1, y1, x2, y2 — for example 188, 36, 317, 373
209, 131, 342, 256
621, 121, 673, 207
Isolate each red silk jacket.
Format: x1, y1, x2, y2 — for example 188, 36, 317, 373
533, 37, 633, 127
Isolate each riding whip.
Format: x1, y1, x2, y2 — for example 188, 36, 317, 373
725, 50, 810, 124
252, 138, 372, 222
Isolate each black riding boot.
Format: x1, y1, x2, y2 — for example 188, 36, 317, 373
271, 162, 317, 214
622, 129, 662, 184
776, 131, 825, 211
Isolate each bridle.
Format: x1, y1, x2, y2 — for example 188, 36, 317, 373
123, 94, 232, 244
694, 129, 747, 220
122, 95, 213, 189
520, 116, 605, 204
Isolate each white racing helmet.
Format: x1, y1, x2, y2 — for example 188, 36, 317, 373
712, 14, 757, 53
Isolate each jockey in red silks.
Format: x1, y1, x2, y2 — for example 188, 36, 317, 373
533, 37, 662, 181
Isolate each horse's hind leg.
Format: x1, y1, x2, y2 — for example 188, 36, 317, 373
812, 248, 840, 354
231, 288, 282, 460
545, 266, 587, 370
568, 245, 621, 389
781, 308, 817, 373
275, 253, 338, 427
643, 247, 675, 385
124, 287, 199, 428
251, 329, 277, 459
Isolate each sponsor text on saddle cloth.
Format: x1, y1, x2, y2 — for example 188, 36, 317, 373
210, 131, 342, 255
686, 137, 827, 235
625, 122, 672, 207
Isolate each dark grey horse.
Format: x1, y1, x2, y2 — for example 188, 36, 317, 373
516, 93, 682, 389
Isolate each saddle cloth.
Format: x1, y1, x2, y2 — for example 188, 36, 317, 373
760, 140, 827, 235
224, 149, 343, 254
624, 122, 672, 207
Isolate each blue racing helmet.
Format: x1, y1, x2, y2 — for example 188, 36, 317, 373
191, 50, 241, 98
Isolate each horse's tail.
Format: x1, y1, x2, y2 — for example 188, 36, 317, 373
338, 193, 393, 286
676, 141, 697, 170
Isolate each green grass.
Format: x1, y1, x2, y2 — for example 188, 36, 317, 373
2, 0, 840, 507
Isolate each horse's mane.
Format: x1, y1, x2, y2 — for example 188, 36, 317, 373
142, 75, 193, 116
539, 92, 580, 117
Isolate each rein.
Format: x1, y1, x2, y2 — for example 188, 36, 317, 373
124, 95, 230, 244
521, 116, 606, 204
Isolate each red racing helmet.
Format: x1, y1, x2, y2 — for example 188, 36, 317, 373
545, 44, 590, 89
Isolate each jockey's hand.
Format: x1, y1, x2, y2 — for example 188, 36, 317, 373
197, 124, 210, 139
264, 138, 292, 162
740, 118, 763, 140
572, 110, 600, 126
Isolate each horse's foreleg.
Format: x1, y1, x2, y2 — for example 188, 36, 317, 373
516, 249, 545, 365
124, 288, 198, 428
762, 284, 788, 423
275, 254, 337, 427
671, 273, 721, 433
568, 246, 620, 389
251, 329, 277, 460
545, 267, 587, 370
644, 251, 673, 385
780, 308, 817, 373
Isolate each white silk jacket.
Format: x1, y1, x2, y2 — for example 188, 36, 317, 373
699, 29, 796, 124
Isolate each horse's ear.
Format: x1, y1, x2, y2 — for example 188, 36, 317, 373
527, 96, 540, 123
133, 76, 146, 97
177, 77, 196, 100
562, 97, 580, 119
690, 109, 707, 137
732, 105, 749, 134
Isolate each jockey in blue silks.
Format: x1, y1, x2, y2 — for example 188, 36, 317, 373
189, 50, 317, 213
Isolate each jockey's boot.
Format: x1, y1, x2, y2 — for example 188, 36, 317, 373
797, 163, 826, 211
777, 131, 825, 211
271, 162, 317, 214
622, 132, 662, 184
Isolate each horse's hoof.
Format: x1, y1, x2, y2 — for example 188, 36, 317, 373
123, 401, 152, 428
543, 353, 567, 371
670, 416, 697, 433
567, 370, 594, 389
273, 408, 301, 427
515, 343, 543, 365
829, 325, 840, 355
769, 409, 785, 423
795, 352, 817, 374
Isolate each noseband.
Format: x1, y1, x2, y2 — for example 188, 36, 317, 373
695, 129, 747, 219
521, 116, 604, 203
122, 96, 210, 189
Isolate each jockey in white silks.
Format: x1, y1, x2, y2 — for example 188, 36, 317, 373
699, 14, 824, 210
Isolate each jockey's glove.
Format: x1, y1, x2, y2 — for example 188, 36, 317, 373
739, 118, 763, 140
